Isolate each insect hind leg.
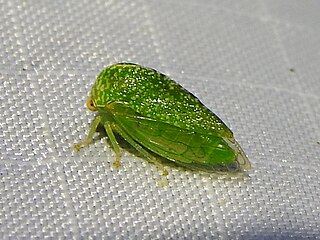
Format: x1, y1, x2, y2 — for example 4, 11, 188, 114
104, 122, 122, 168
112, 123, 168, 176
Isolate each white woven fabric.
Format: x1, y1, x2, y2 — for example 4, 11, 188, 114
1, 0, 319, 239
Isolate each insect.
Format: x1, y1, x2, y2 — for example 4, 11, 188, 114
74, 63, 250, 176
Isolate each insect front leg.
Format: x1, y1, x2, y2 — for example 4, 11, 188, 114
112, 123, 168, 176
74, 115, 102, 152
104, 122, 122, 168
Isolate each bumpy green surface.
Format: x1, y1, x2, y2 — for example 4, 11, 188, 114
91, 63, 232, 138
77, 63, 250, 173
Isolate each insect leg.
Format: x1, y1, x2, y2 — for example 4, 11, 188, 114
112, 123, 168, 176
104, 122, 122, 168
74, 115, 102, 152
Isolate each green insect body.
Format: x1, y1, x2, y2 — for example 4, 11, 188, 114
74, 63, 250, 175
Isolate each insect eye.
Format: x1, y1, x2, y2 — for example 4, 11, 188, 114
86, 97, 97, 111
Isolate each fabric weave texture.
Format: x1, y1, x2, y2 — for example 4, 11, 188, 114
0, 0, 319, 239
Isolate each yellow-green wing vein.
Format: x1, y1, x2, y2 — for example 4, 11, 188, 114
109, 103, 237, 170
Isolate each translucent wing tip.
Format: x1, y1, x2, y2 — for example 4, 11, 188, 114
234, 140, 251, 171
224, 137, 251, 171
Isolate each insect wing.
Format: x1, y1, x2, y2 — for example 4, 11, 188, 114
108, 103, 238, 171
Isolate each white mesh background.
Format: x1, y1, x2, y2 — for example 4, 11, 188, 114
1, 0, 319, 239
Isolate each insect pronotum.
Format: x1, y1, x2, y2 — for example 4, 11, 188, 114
74, 63, 250, 176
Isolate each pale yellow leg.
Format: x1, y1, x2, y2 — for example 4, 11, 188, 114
112, 123, 168, 176
74, 115, 102, 152
104, 122, 122, 168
